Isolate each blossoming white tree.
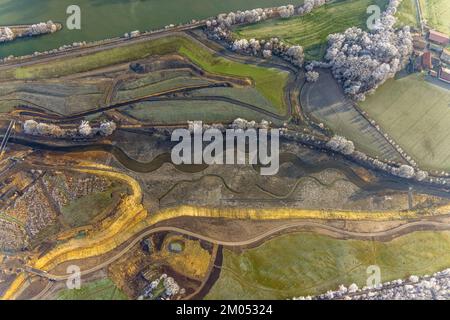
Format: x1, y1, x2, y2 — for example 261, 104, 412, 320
325, 0, 412, 101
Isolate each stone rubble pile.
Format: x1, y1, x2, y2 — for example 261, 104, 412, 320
293, 269, 450, 300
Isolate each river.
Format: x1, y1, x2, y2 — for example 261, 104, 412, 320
0, 0, 303, 58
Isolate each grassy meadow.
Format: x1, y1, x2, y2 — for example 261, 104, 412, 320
420, 0, 450, 34
234, 0, 389, 60
121, 100, 284, 125
56, 278, 127, 300
360, 74, 450, 171
206, 230, 450, 299
396, 0, 420, 28
60, 185, 124, 228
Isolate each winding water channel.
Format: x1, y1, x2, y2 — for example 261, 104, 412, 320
9, 135, 450, 200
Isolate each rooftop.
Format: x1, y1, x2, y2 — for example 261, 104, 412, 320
422, 52, 432, 70
429, 30, 450, 44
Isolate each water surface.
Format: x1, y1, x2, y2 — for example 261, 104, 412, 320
0, 0, 303, 57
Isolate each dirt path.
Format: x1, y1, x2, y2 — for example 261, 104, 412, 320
25, 219, 450, 282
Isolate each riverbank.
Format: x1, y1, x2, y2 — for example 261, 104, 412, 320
0, 0, 305, 58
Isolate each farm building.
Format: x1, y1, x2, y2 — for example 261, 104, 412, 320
441, 49, 450, 65
439, 67, 450, 84
429, 30, 449, 45
422, 52, 433, 70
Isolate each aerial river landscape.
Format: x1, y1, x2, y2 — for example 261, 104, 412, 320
0, 0, 304, 57
1, 0, 450, 303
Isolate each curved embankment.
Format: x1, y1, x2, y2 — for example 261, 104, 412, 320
1, 32, 291, 118
8, 85, 288, 123
4, 202, 450, 299
148, 204, 450, 225
1, 162, 148, 300
23, 219, 450, 283
3, 159, 450, 299
6, 82, 230, 121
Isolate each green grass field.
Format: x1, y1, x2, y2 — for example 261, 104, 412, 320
177, 39, 288, 114
190, 87, 278, 113
115, 76, 213, 101
0, 101, 18, 113
56, 278, 127, 300
61, 185, 125, 228
206, 231, 450, 300
119, 69, 197, 91
301, 70, 403, 162
121, 100, 284, 125
0, 81, 105, 115
420, 0, 450, 34
396, 0, 420, 28
234, 0, 388, 60
360, 74, 450, 171
0, 35, 288, 114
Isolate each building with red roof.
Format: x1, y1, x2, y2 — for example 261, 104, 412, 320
422, 52, 432, 70
429, 30, 449, 45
